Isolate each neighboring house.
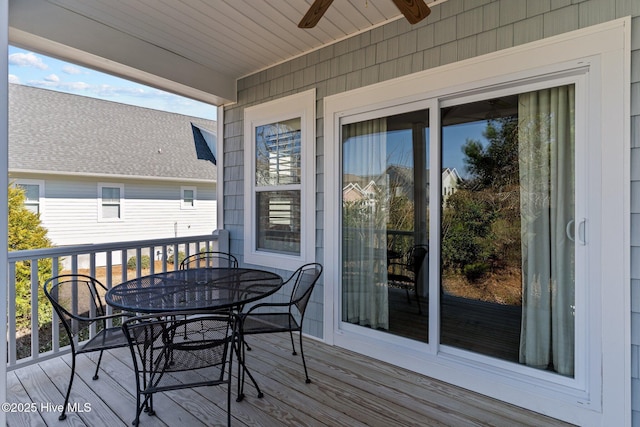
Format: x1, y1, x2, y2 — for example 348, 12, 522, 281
8, 83, 217, 263
5, 1, 640, 426
441, 167, 460, 201
344, 168, 457, 203
342, 182, 369, 203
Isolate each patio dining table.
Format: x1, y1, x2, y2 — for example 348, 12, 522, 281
105, 267, 283, 313
105, 267, 284, 403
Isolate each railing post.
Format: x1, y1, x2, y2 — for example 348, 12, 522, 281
214, 229, 229, 253
30, 259, 39, 361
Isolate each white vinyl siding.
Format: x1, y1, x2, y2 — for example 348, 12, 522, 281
26, 177, 216, 246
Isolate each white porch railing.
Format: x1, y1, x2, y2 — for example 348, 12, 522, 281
6, 230, 229, 370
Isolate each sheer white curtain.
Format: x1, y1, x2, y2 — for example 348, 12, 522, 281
518, 85, 575, 376
342, 119, 389, 330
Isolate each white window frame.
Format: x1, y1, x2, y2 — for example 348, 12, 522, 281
14, 179, 44, 215
98, 182, 124, 222
323, 19, 629, 426
181, 186, 196, 209
244, 89, 316, 270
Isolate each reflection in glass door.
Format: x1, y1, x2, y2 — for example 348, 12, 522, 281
440, 85, 576, 377
341, 109, 429, 343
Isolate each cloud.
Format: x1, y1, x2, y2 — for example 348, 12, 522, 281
26, 79, 90, 91
8, 74, 20, 84
62, 65, 84, 75
8, 52, 48, 70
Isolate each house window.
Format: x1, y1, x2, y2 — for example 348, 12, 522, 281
98, 183, 123, 221
255, 119, 301, 255
181, 186, 196, 209
244, 89, 315, 269
15, 181, 43, 214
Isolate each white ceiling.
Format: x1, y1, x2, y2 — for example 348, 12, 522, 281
9, 0, 445, 105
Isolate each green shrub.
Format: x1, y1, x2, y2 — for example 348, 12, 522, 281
167, 251, 186, 265
463, 262, 490, 282
9, 185, 56, 329
127, 254, 151, 270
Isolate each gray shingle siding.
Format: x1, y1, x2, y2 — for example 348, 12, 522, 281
9, 84, 216, 181
225, 0, 640, 420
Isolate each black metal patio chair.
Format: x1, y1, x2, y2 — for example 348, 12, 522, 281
179, 250, 239, 337
122, 311, 236, 426
43, 274, 130, 421
387, 244, 428, 314
237, 262, 323, 399
180, 251, 238, 269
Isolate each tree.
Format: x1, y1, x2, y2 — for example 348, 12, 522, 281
9, 185, 55, 329
441, 116, 521, 282
462, 116, 519, 190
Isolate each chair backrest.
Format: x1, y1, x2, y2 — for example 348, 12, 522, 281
43, 274, 109, 339
180, 251, 238, 269
407, 245, 428, 274
122, 312, 235, 391
289, 263, 323, 315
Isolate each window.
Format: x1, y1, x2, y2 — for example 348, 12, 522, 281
98, 183, 123, 221
181, 186, 196, 209
255, 119, 301, 255
244, 89, 315, 269
15, 180, 44, 214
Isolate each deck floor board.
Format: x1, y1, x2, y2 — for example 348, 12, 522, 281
8, 333, 574, 427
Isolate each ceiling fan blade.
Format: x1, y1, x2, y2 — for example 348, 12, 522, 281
391, 0, 431, 24
298, 0, 334, 28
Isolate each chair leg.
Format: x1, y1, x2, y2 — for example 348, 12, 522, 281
414, 286, 423, 315
298, 331, 311, 384
93, 350, 104, 380
148, 394, 155, 416
236, 333, 263, 400
227, 349, 232, 426
236, 334, 245, 401
132, 394, 142, 426
289, 331, 297, 356
239, 361, 264, 399
59, 353, 75, 420
227, 385, 231, 426
133, 394, 152, 426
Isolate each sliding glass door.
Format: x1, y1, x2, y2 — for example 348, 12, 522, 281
340, 83, 576, 377
341, 109, 429, 342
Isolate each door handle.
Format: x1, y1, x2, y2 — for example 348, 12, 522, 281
565, 219, 575, 242
577, 218, 587, 245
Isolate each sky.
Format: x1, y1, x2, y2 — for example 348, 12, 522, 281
8, 46, 217, 120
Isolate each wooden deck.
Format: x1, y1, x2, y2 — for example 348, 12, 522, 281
7, 333, 573, 427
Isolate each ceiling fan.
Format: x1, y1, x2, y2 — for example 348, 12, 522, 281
298, 0, 431, 28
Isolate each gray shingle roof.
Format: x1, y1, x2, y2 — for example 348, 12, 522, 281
9, 83, 217, 181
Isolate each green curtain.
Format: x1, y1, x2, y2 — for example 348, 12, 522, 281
518, 85, 575, 376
